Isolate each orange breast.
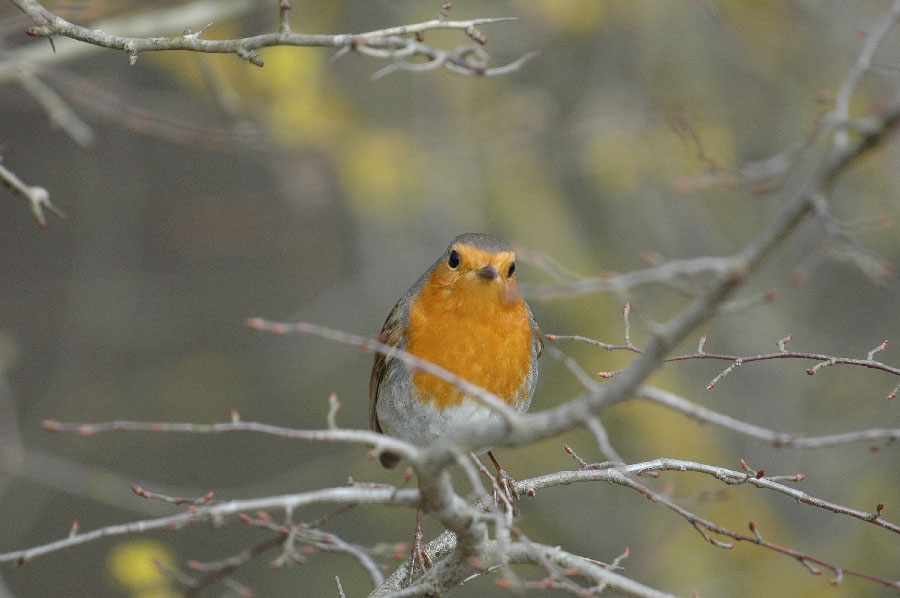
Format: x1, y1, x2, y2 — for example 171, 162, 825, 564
405, 269, 534, 410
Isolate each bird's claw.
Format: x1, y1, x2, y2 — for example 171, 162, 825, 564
406, 509, 433, 585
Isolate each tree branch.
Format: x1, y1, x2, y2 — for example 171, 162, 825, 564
9, 0, 534, 75
0, 484, 419, 566
0, 156, 63, 227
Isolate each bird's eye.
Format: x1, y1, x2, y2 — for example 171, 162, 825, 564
448, 250, 461, 269
507, 262, 516, 278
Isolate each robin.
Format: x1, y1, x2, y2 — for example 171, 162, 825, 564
369, 233, 542, 575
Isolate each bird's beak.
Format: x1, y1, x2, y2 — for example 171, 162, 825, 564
500, 283, 521, 304
474, 264, 499, 280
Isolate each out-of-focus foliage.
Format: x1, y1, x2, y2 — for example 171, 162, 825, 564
106, 540, 179, 598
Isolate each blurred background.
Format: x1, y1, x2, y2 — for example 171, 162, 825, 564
1, 1, 900, 596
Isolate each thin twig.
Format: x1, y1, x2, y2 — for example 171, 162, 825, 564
638, 385, 900, 448
0, 157, 63, 227
10, 0, 531, 76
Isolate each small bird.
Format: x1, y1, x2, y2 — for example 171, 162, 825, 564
369, 233, 542, 575
370, 232, 542, 464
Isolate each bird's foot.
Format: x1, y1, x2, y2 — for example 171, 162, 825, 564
407, 509, 433, 585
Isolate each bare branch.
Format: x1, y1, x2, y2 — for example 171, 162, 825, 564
1, 0, 255, 82
0, 485, 419, 566
14, 68, 94, 147
522, 254, 737, 301
43, 411, 420, 466
831, 0, 900, 149
9, 0, 531, 76
383, 456, 900, 593
549, 458, 900, 535
549, 332, 900, 397
0, 156, 63, 227
638, 385, 900, 448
